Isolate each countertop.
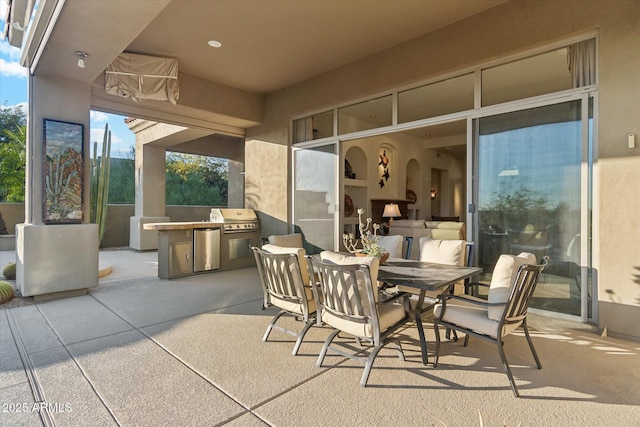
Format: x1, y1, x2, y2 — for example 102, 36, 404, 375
143, 222, 224, 231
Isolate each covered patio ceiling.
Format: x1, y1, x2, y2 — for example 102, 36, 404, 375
21, 0, 508, 94
13, 0, 509, 158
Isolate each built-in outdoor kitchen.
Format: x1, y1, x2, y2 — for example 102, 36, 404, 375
144, 208, 260, 279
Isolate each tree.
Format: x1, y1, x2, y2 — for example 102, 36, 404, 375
481, 185, 549, 232
108, 157, 135, 204
0, 104, 26, 144
0, 105, 27, 202
165, 152, 228, 206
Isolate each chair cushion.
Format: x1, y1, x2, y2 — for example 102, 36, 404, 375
261, 244, 311, 287
419, 238, 466, 266
319, 251, 380, 304
434, 296, 522, 338
377, 235, 404, 259
322, 298, 405, 338
487, 252, 537, 320
268, 233, 304, 248
397, 239, 467, 297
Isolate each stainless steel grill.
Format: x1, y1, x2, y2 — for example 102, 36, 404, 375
209, 208, 260, 270
209, 208, 259, 233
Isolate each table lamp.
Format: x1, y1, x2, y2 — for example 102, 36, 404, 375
382, 203, 401, 233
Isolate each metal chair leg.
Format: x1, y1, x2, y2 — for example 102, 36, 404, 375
497, 339, 519, 397
360, 345, 384, 387
433, 320, 442, 367
522, 319, 542, 369
263, 310, 287, 342
317, 329, 340, 367
292, 321, 314, 355
392, 337, 405, 362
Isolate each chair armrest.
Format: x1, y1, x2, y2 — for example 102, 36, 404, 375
437, 293, 506, 308
465, 281, 490, 297
466, 282, 490, 290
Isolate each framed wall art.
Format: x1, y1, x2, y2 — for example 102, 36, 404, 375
43, 119, 84, 224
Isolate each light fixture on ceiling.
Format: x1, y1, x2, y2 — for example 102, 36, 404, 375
75, 51, 88, 68
207, 40, 222, 48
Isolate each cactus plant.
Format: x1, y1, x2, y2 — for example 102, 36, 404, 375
90, 123, 111, 247
0, 210, 8, 235
2, 262, 16, 280
45, 148, 78, 215
0, 281, 15, 304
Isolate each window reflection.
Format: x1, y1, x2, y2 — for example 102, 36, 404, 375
338, 95, 392, 135
477, 100, 583, 316
398, 74, 474, 123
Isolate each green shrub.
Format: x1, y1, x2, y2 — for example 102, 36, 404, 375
0, 281, 14, 304
2, 262, 16, 280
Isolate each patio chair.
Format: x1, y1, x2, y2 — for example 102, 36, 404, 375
377, 235, 413, 259
396, 238, 472, 302
433, 254, 549, 397
268, 233, 304, 248
252, 245, 317, 355
311, 251, 410, 386
391, 238, 474, 340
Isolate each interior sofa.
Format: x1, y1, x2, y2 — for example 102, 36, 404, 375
388, 220, 466, 260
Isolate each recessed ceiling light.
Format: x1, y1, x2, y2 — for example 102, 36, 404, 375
207, 40, 222, 48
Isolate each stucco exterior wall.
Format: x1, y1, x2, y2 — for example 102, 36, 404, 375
245, 0, 640, 339
18, 75, 98, 295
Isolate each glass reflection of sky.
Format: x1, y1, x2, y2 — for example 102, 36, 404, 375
294, 147, 336, 214
479, 121, 581, 209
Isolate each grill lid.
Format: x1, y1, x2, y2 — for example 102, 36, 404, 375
210, 208, 258, 224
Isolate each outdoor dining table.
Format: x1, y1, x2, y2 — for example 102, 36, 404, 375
377, 259, 482, 365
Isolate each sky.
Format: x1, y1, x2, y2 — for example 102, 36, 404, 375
0, 0, 135, 158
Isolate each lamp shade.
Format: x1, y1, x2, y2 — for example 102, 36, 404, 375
382, 203, 401, 218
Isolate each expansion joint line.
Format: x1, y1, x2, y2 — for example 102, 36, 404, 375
6, 309, 56, 427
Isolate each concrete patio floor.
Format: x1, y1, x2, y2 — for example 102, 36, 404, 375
1, 248, 639, 426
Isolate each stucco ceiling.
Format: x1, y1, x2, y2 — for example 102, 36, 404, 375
34, 0, 508, 95
126, 0, 508, 94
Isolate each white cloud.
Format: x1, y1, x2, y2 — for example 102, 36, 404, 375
0, 40, 21, 61
4, 101, 28, 114
0, 57, 28, 78
90, 110, 109, 123
90, 127, 125, 145
0, 1, 7, 21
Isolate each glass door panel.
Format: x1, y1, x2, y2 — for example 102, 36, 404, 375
475, 100, 590, 317
293, 143, 337, 253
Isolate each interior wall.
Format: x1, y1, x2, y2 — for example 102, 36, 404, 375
246, 0, 640, 339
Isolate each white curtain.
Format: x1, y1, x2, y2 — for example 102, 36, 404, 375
105, 52, 179, 104
567, 39, 596, 88
293, 117, 313, 143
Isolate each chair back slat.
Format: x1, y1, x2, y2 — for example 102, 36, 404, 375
311, 259, 374, 326
502, 259, 547, 325
253, 248, 306, 304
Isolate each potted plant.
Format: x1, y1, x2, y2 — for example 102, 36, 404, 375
343, 209, 389, 263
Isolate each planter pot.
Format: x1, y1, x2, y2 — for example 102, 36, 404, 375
356, 251, 389, 264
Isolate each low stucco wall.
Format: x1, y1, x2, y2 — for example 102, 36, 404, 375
0, 203, 25, 235
1, 203, 217, 249
104, 204, 216, 248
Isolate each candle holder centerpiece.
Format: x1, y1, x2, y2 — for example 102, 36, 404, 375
343, 209, 389, 263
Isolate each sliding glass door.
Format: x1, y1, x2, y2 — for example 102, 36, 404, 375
474, 98, 592, 319
292, 143, 338, 253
